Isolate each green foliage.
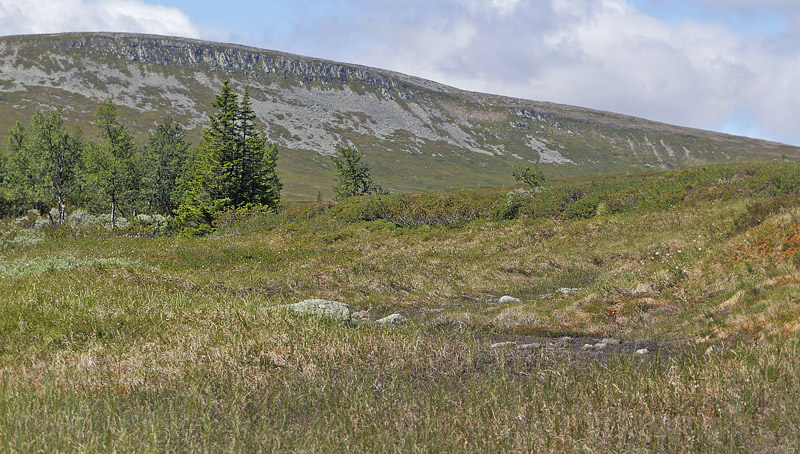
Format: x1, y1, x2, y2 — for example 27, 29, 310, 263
333, 190, 498, 227
141, 117, 191, 215
512, 163, 546, 189
175, 81, 282, 235
172, 197, 229, 237
733, 193, 800, 233
331, 146, 385, 200
82, 100, 137, 228
5, 109, 83, 225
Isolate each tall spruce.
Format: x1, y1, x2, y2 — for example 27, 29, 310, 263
83, 100, 137, 229
7, 109, 82, 224
175, 80, 281, 235
141, 117, 190, 214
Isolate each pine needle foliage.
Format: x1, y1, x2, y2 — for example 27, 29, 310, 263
331, 146, 385, 200
175, 81, 281, 235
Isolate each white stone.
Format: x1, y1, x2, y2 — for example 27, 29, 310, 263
499, 295, 521, 304
490, 341, 517, 348
376, 313, 406, 325
516, 343, 542, 350
287, 299, 350, 321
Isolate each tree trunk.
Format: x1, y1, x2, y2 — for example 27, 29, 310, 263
57, 193, 66, 225
111, 197, 116, 230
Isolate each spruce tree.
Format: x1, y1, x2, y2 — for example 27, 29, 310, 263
175, 80, 281, 235
332, 146, 384, 199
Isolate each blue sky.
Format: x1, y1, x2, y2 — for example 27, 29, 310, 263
2, 0, 799, 146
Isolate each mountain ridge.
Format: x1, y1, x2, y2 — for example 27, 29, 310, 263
1, 32, 797, 199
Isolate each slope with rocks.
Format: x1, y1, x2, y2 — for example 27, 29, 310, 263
0, 32, 796, 198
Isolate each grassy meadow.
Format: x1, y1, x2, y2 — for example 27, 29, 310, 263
2, 162, 800, 451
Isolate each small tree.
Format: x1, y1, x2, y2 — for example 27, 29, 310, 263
83, 100, 137, 229
512, 163, 546, 189
141, 117, 190, 214
331, 146, 384, 199
7, 110, 83, 225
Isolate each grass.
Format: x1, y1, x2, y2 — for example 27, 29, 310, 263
2, 162, 800, 451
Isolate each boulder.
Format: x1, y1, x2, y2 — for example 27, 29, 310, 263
499, 295, 521, 304
376, 313, 406, 325
287, 299, 351, 321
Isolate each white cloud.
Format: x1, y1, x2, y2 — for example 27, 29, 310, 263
294, 0, 800, 145
0, 0, 201, 38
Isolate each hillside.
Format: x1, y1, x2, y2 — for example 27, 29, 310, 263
1, 32, 798, 199
2, 162, 800, 450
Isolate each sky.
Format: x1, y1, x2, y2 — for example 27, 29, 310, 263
1, 0, 799, 145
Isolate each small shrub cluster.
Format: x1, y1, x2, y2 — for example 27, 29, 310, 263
268, 163, 800, 231
732, 193, 800, 233
332, 191, 500, 227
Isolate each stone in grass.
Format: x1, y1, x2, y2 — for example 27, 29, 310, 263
581, 343, 594, 351
287, 299, 351, 322
593, 343, 608, 350
635, 348, 649, 355
602, 338, 621, 345
351, 310, 370, 322
499, 295, 521, 304
376, 313, 406, 325
516, 343, 542, 350
490, 341, 517, 348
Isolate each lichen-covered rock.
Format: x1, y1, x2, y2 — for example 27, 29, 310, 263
287, 299, 351, 321
490, 341, 516, 348
376, 313, 406, 325
499, 295, 520, 304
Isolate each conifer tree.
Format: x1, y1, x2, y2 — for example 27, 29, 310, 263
331, 146, 384, 199
175, 80, 281, 235
83, 100, 137, 229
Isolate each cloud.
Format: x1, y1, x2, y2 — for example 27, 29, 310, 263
0, 0, 202, 38
275, 0, 799, 145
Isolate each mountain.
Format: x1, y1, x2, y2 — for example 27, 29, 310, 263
0, 32, 797, 199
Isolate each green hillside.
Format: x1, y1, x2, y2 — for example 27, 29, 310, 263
1, 32, 798, 199
2, 162, 800, 450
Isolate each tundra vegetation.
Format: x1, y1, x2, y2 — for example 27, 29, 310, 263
2, 83, 800, 450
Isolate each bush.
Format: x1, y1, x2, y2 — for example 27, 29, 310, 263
733, 194, 800, 233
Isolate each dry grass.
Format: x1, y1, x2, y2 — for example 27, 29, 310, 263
3, 168, 800, 451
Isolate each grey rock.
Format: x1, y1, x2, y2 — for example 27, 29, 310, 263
287, 299, 351, 321
630, 282, 654, 296
635, 348, 649, 355
376, 313, 406, 325
499, 295, 521, 304
581, 343, 594, 351
601, 338, 621, 345
593, 343, 608, 350
558, 287, 584, 295
351, 310, 370, 322
490, 341, 517, 349
516, 343, 542, 350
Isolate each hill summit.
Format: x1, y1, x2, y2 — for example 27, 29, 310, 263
0, 32, 796, 198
